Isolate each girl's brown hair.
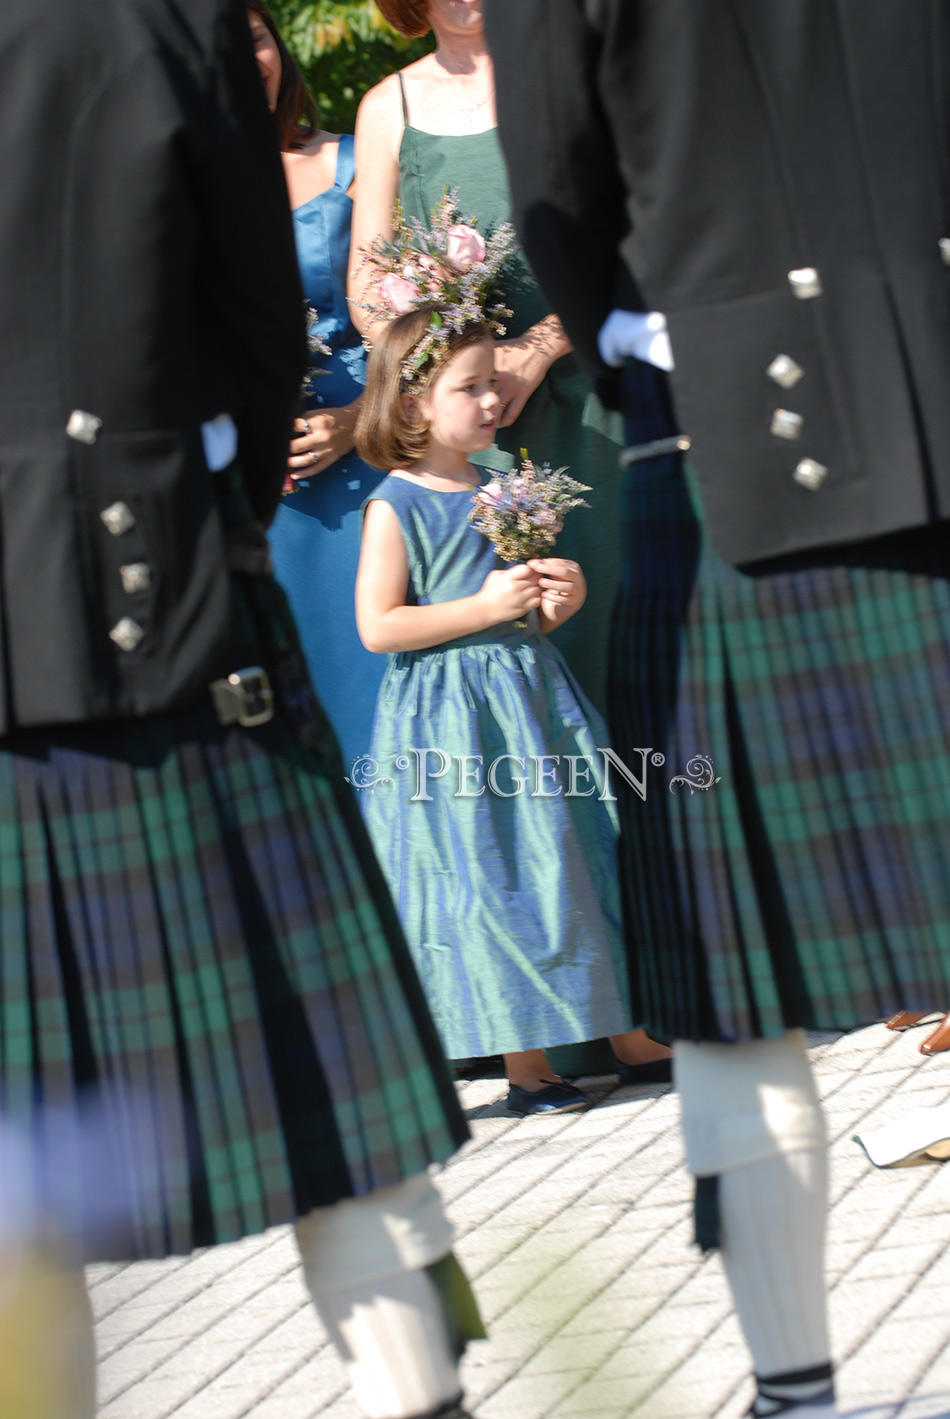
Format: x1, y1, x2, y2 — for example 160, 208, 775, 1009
373, 0, 431, 39
247, 1, 321, 150
356, 310, 493, 470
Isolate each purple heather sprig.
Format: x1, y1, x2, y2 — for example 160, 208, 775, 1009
354, 189, 516, 389
469, 450, 592, 563
301, 302, 332, 400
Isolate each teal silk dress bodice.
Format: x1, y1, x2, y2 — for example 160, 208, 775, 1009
360, 473, 632, 1059
395, 77, 625, 713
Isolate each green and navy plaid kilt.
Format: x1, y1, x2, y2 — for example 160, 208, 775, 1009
0, 693, 467, 1261
611, 454, 950, 1043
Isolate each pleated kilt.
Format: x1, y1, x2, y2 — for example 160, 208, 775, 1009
0, 588, 466, 1260
611, 453, 950, 1043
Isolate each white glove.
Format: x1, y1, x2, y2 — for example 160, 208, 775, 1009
597, 308, 674, 371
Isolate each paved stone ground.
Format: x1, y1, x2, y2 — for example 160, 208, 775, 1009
90, 1023, 950, 1419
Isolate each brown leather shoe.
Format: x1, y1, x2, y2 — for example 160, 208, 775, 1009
920, 1013, 950, 1055
886, 1010, 933, 1031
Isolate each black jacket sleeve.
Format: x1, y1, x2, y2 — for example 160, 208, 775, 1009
190, 0, 306, 524
484, 0, 637, 382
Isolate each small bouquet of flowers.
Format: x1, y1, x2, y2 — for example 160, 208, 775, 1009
354, 189, 516, 388
283, 305, 334, 496
303, 303, 332, 391
469, 450, 591, 562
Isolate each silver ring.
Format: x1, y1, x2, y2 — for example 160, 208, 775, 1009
309, 450, 319, 465
302, 419, 311, 434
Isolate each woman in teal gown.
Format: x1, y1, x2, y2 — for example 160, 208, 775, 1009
350, 0, 627, 718
248, 3, 385, 770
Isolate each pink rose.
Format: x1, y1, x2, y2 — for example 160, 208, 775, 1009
478, 481, 503, 505
378, 273, 421, 314
445, 224, 486, 272
535, 508, 557, 525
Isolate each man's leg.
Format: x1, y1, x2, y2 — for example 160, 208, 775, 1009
295, 1173, 476, 1419
676, 1032, 836, 1417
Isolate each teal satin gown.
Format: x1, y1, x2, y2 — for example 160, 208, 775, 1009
359, 474, 633, 1059
269, 136, 384, 770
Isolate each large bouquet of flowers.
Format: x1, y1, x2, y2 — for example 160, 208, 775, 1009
354, 189, 516, 388
469, 450, 591, 562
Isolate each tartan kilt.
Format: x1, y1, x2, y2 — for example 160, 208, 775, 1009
611, 454, 950, 1043
0, 579, 466, 1262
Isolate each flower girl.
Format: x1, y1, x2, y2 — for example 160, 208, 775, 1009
353, 307, 670, 1115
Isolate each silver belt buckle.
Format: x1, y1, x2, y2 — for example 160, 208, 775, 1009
210, 666, 274, 727
619, 434, 691, 467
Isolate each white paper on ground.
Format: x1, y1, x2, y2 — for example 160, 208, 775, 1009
853, 1102, 950, 1168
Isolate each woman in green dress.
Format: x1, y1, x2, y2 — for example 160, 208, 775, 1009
349, 0, 627, 718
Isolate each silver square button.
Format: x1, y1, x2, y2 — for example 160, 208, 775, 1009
66, 409, 103, 445
771, 409, 804, 440
100, 501, 136, 537
109, 617, 145, 652
788, 267, 823, 299
119, 562, 152, 594
767, 354, 805, 389
793, 458, 828, 491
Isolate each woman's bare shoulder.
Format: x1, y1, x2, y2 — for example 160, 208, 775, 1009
358, 69, 404, 122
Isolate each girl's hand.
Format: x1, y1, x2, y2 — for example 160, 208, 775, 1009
493, 315, 572, 427
287, 399, 361, 478
477, 565, 542, 625
528, 558, 587, 626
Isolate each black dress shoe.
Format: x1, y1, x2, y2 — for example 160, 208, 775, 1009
410, 1399, 473, 1419
506, 1080, 589, 1115
613, 1055, 673, 1086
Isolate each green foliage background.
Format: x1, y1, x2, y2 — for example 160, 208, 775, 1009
267, 1, 434, 133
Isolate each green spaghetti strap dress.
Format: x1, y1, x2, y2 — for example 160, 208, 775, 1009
396, 74, 625, 716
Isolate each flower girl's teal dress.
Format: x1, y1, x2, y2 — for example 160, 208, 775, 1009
361, 473, 633, 1059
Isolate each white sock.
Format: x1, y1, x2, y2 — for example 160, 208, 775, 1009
294, 1177, 462, 1419
675, 1033, 833, 1410
719, 1148, 831, 1386
306, 1267, 461, 1419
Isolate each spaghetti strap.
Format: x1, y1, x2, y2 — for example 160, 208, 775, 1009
397, 70, 410, 127
333, 133, 355, 190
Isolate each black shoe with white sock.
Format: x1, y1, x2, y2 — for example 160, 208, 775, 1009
747, 1363, 836, 1417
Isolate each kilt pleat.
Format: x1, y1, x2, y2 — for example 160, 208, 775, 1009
611, 456, 950, 1042
0, 704, 466, 1260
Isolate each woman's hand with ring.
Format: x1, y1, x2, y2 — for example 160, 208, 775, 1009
287, 398, 362, 478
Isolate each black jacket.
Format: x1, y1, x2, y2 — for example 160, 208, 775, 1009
485, 0, 950, 565
0, 0, 305, 731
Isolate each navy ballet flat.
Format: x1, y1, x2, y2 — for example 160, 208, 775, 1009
506, 1081, 589, 1116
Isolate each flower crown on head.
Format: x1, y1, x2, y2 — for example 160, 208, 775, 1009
354, 189, 516, 390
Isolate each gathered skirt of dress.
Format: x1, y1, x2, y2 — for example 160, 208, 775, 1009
612, 451, 950, 1043
0, 656, 466, 1262
361, 627, 633, 1059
